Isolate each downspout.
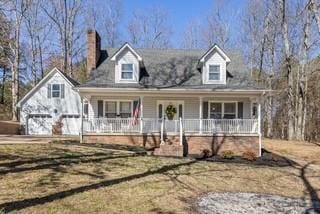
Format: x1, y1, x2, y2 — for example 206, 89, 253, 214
80, 96, 83, 143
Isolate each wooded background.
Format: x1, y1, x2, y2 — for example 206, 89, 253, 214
0, 0, 319, 142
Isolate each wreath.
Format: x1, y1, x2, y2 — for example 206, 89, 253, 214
165, 104, 177, 120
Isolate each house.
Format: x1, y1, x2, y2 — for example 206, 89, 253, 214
76, 30, 265, 157
17, 29, 265, 157
17, 68, 82, 135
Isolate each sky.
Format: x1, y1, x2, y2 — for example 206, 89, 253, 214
120, 0, 248, 48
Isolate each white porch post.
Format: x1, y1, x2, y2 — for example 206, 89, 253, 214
140, 96, 144, 133
257, 100, 262, 156
199, 97, 203, 134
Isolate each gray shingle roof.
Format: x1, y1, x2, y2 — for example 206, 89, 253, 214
79, 47, 264, 90
60, 71, 80, 86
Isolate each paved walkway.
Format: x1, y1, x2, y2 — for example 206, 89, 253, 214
0, 135, 79, 144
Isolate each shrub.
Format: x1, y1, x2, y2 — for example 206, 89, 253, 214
242, 151, 257, 161
221, 150, 234, 159
201, 149, 210, 158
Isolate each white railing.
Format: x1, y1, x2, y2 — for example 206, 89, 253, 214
83, 118, 258, 134
83, 118, 140, 133
202, 119, 258, 134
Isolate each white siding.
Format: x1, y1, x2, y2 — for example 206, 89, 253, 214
143, 96, 199, 119
20, 72, 81, 134
87, 95, 252, 119
114, 47, 139, 84
202, 50, 227, 84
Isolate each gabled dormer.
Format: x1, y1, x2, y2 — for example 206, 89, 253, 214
110, 43, 143, 84
199, 44, 230, 85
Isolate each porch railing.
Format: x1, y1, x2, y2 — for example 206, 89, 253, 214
83, 118, 259, 134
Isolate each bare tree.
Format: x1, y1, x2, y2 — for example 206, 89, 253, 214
42, 0, 83, 76
310, 0, 320, 33
0, 11, 11, 105
101, 0, 122, 47
279, 0, 295, 140
240, 0, 268, 76
204, 6, 230, 48
0, 0, 31, 121
24, 0, 47, 85
181, 19, 202, 49
128, 6, 171, 48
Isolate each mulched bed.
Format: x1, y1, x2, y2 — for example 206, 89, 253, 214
205, 149, 298, 167
196, 192, 320, 214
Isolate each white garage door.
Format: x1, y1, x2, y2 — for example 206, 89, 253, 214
61, 115, 80, 135
28, 115, 52, 135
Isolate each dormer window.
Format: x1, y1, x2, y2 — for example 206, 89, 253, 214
121, 64, 134, 80
209, 65, 220, 81
199, 44, 230, 85
111, 43, 142, 84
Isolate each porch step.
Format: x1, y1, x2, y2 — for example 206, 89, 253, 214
164, 136, 180, 145
153, 138, 183, 157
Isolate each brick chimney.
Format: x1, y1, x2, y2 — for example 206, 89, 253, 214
87, 29, 101, 77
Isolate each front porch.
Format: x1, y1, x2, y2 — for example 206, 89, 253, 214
80, 93, 262, 157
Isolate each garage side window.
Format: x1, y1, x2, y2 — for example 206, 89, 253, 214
48, 84, 65, 98
52, 84, 60, 97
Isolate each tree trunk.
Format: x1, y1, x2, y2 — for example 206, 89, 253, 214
12, 19, 21, 122
299, 2, 312, 140
280, 0, 295, 140
310, 0, 320, 34
37, 35, 44, 79
0, 67, 6, 104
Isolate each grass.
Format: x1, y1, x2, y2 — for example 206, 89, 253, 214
0, 139, 319, 213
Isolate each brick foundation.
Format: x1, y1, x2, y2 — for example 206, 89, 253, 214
83, 134, 161, 149
185, 135, 260, 158
83, 134, 260, 157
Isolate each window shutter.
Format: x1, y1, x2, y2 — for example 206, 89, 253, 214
179, 104, 183, 118
60, 84, 65, 98
238, 102, 243, 119
98, 100, 103, 117
203, 102, 208, 119
47, 84, 51, 98
158, 104, 163, 119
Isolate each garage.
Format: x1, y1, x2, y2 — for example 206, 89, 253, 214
61, 115, 81, 135
27, 114, 53, 135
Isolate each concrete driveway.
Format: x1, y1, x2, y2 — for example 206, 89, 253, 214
0, 135, 79, 144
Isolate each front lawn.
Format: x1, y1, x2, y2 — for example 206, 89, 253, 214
0, 139, 319, 213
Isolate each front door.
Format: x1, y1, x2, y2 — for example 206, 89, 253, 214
157, 101, 184, 120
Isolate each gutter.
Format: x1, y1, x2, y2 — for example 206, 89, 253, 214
75, 87, 269, 95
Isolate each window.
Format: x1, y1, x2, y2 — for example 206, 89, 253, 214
209, 102, 237, 119
210, 103, 222, 119
208, 65, 220, 81
105, 101, 117, 118
224, 103, 236, 119
121, 63, 134, 80
52, 84, 60, 98
120, 101, 131, 118
104, 101, 133, 118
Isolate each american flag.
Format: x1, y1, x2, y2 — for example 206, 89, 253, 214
131, 99, 141, 126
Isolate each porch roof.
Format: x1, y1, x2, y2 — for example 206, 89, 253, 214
78, 48, 266, 90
